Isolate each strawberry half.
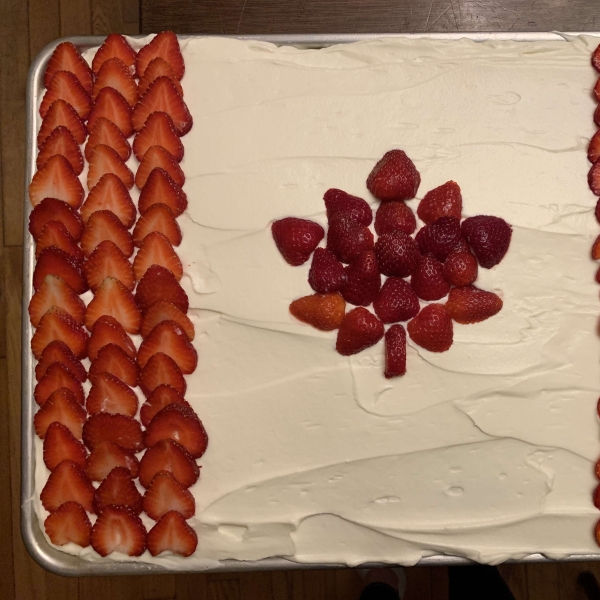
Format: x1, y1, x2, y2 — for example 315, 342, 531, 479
137, 320, 197, 374
335, 307, 384, 356
308, 247, 346, 294
135, 264, 189, 314
81, 210, 134, 258
135, 145, 185, 189
34, 386, 86, 438
92, 57, 138, 107
590, 162, 600, 196
139, 439, 199, 489
44, 501, 92, 548
272, 217, 325, 266
147, 511, 197, 558
35, 340, 86, 382
445, 285, 503, 324
81, 173, 136, 228
384, 324, 407, 378
136, 31, 184, 80
140, 384, 187, 427
86, 372, 138, 417
373, 277, 420, 324
33, 247, 86, 294
461, 216, 512, 269
327, 213, 374, 264
34, 368, 84, 407
90, 505, 147, 557
133, 231, 183, 281
85, 117, 132, 163
35, 221, 83, 262
341, 250, 381, 307
41, 460, 94, 513
89, 343, 139, 387
37, 99, 87, 147
29, 197, 83, 242
84, 276, 141, 334
83, 413, 144, 452
87, 144, 134, 190
138, 58, 184, 98
417, 181, 462, 224
143, 471, 195, 521
139, 353, 186, 398
132, 203, 182, 247
40, 71, 91, 120
141, 300, 194, 340
323, 188, 372, 226
93, 466, 143, 515
29, 154, 84, 208
407, 304, 453, 353
443, 251, 478, 287
44, 41, 93, 94
374, 200, 416, 236
133, 112, 184, 162
31, 306, 89, 359
85, 441, 140, 482
36, 125, 84, 175
43, 422, 88, 471
87, 87, 133, 138
374, 231, 420, 278
92, 34, 137, 75
366, 149, 420, 202
138, 168, 188, 216
87, 315, 136, 361
29, 273, 85, 327
410, 255, 450, 301
84, 240, 136, 292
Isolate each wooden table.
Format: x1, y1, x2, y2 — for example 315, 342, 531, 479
2, 1, 600, 599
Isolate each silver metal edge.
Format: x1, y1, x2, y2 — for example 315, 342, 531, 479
21, 31, 600, 576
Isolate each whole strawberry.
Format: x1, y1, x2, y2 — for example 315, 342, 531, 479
336, 307, 384, 356
443, 251, 478, 287
407, 304, 453, 352
272, 217, 324, 266
327, 213, 374, 264
324, 188, 372, 226
342, 251, 381, 306
461, 215, 512, 269
410, 255, 450, 301
308, 248, 346, 293
445, 286, 503, 324
384, 324, 407, 378
374, 231, 420, 277
374, 200, 416, 236
415, 216, 462, 262
366, 150, 420, 202
289, 292, 346, 331
373, 278, 420, 323
417, 181, 462, 224
590, 162, 600, 196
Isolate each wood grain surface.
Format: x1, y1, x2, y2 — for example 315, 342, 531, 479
2, 0, 600, 598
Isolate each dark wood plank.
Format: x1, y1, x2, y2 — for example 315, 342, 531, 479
498, 563, 529, 600
527, 563, 561, 600
79, 577, 143, 600
141, 574, 176, 599
92, 0, 140, 35
405, 567, 432, 600
239, 572, 274, 599
60, 0, 93, 36
207, 578, 240, 600
430, 566, 449, 600
173, 573, 208, 600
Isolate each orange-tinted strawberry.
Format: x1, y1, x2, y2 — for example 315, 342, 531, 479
443, 251, 478, 287
445, 285, 503, 324
140, 385, 187, 427
136, 31, 184, 80
461, 215, 512, 269
135, 264, 189, 314
33, 247, 86, 294
93, 466, 143, 515
133, 111, 184, 162
85, 276, 141, 334
417, 181, 462, 224
91, 505, 147, 557
415, 217, 463, 262
132, 203, 182, 247
143, 471, 195, 521
136, 146, 185, 189
307, 247, 346, 294
133, 231, 183, 281
89, 343, 139, 387
44, 501, 92, 548
590, 162, 600, 196
87, 144, 134, 190
29, 154, 84, 208
81, 210, 134, 258
40, 71, 91, 120
374, 200, 416, 236
335, 307, 384, 356
29, 197, 83, 242
92, 57, 138, 106
83, 413, 144, 452
410, 255, 450, 301
374, 230, 420, 278
373, 277, 420, 324
43, 422, 88, 471
36, 125, 84, 175
138, 168, 188, 216
84, 240, 136, 292
44, 42, 93, 93
85, 441, 140, 482
31, 306, 89, 359
87, 315, 136, 360
86, 372, 138, 417
272, 217, 324, 266
326, 213, 374, 264
137, 321, 197, 373
34, 387, 86, 439
289, 292, 345, 331
37, 100, 87, 147
384, 324, 407, 378
593, 44, 600, 73
29, 274, 85, 327
147, 511, 197, 558
85, 117, 132, 163
407, 304, 453, 352
341, 250, 381, 306
590, 130, 600, 164
35, 221, 83, 262
138, 57, 184, 98
139, 439, 199, 489
81, 174, 136, 228
92, 34, 137, 75
323, 188, 372, 226
141, 300, 194, 340
35, 340, 86, 382
139, 353, 186, 398
41, 460, 95, 513
87, 87, 133, 138
367, 149, 420, 202
35, 369, 84, 407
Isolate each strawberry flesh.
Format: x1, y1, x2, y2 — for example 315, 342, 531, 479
86, 372, 138, 417
132, 203, 182, 247
41, 459, 95, 513
35, 340, 86, 382
34, 386, 86, 439
87, 314, 136, 360
92, 34, 137, 74
90, 505, 147, 557
89, 343, 139, 387
93, 466, 143, 515
137, 320, 197, 374
85, 117, 132, 163
29, 197, 83, 242
139, 352, 187, 397
138, 168, 188, 216
44, 41, 93, 94
140, 385, 188, 427
85, 441, 139, 482
83, 413, 144, 452
44, 501, 92, 547
135, 264, 189, 314
139, 439, 199, 489
147, 511, 197, 557
143, 471, 195, 521
43, 422, 88, 471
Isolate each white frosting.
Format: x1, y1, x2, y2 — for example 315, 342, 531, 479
33, 34, 600, 568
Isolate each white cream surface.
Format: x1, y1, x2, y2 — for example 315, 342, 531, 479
34, 34, 600, 569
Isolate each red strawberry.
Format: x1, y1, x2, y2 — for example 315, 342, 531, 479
85, 276, 142, 334
44, 501, 92, 548
139, 353, 186, 397
85, 117, 132, 163
373, 278, 420, 324
87, 87, 133, 138
35, 340, 86, 382
31, 306, 89, 359
92, 34, 137, 75
35, 221, 83, 262
136, 146, 185, 189
138, 168, 188, 216
85, 441, 140, 482
37, 100, 87, 147
366, 149, 420, 201
140, 385, 187, 427
139, 439, 199, 489
593, 236, 600, 260
589, 130, 600, 164
374, 200, 416, 236
40, 71, 91, 120
141, 300, 194, 340
81, 174, 136, 228
132, 203, 182, 247
590, 162, 600, 196
34, 387, 86, 438
596, 265, 600, 284
407, 304, 453, 352
374, 231, 420, 278
445, 285, 503, 324
289, 292, 346, 331
384, 324, 407, 378
143, 471, 195, 520
137, 321, 197, 374
594, 484, 600, 509
147, 511, 197, 558
410, 255, 450, 301
133, 231, 183, 281
443, 251, 478, 287
593, 44, 600, 73
87, 372, 138, 417
29, 197, 83, 241
44, 41, 93, 94
135, 264, 189, 314
132, 77, 193, 134
36, 126, 84, 175
81, 210, 134, 258
87, 144, 134, 190
138, 57, 184, 98
341, 251, 381, 306
84, 240, 136, 292
272, 217, 325, 267
43, 422, 88, 471
417, 181, 462, 224
326, 213, 374, 264
308, 247, 346, 293
33, 247, 86, 294
93, 466, 143, 515
87, 315, 136, 360
596, 103, 600, 127
89, 343, 139, 387
461, 215, 512, 269
34, 369, 84, 408
336, 307, 384, 356
90, 505, 147, 557
323, 188, 372, 226
92, 57, 138, 106
415, 217, 462, 262
41, 460, 94, 513
133, 111, 184, 162
29, 274, 85, 327
136, 31, 184, 80
83, 413, 144, 452
29, 154, 84, 208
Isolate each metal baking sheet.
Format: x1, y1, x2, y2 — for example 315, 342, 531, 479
21, 31, 600, 576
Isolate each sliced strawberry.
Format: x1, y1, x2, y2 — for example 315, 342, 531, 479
40, 71, 91, 120
141, 300, 194, 340
384, 324, 407, 379
86, 372, 138, 417
132, 77, 192, 135
289, 292, 346, 331
133, 231, 183, 281
44, 41, 93, 93
92, 34, 137, 75
84, 240, 135, 292
43, 422, 88, 471
335, 307, 384, 356
407, 304, 453, 353
81, 174, 136, 228
135, 146, 185, 189
139, 353, 186, 398
135, 264, 189, 314
87, 144, 134, 190
83, 413, 144, 452
35, 340, 86, 382
136, 31, 184, 80
87, 87, 133, 138
272, 217, 325, 266
590, 162, 600, 196
366, 149, 420, 202
37, 100, 87, 147
147, 511, 197, 558
31, 306, 89, 359
85, 276, 141, 334
140, 384, 187, 427
29, 197, 83, 242
33, 247, 86, 296
89, 343, 139, 387
445, 285, 503, 324
133, 112, 183, 162
139, 439, 199, 489
91, 505, 147, 557
44, 501, 92, 548
87, 315, 136, 361
29, 273, 85, 327
138, 58, 184, 98
137, 321, 197, 374
85, 440, 139, 482
92, 57, 138, 106
36, 126, 84, 175
35, 369, 84, 407
132, 203, 182, 247
41, 460, 94, 513
35, 221, 83, 262
33, 386, 86, 438
93, 466, 143, 515
29, 154, 84, 208
81, 210, 134, 258
590, 129, 600, 164
85, 117, 132, 163
143, 471, 195, 520
138, 168, 187, 216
